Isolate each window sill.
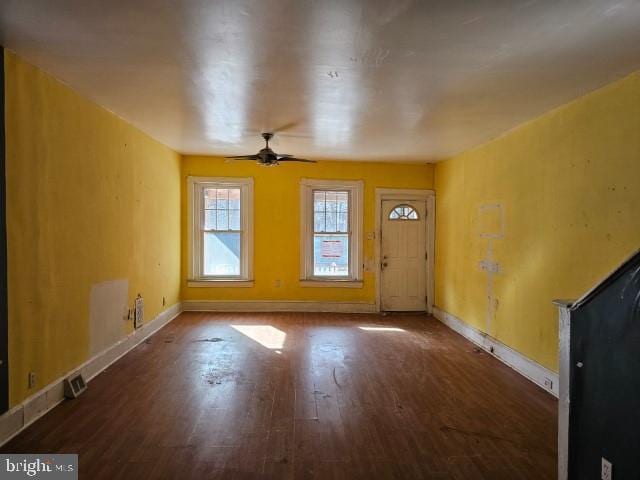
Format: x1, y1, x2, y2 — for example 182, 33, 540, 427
187, 280, 254, 288
299, 280, 363, 288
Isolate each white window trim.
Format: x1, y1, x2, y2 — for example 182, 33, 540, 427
187, 176, 254, 285
299, 178, 364, 286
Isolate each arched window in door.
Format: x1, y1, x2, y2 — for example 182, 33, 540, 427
388, 204, 419, 220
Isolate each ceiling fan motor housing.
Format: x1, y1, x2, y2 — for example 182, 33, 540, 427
258, 147, 278, 165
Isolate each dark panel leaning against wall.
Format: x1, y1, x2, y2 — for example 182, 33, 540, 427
569, 251, 640, 479
0, 46, 8, 414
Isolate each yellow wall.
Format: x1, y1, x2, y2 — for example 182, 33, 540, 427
5, 51, 181, 406
435, 71, 640, 372
181, 157, 434, 303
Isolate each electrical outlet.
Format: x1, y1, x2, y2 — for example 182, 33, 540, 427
544, 377, 553, 390
274, 279, 281, 288
28, 371, 36, 389
602, 457, 612, 480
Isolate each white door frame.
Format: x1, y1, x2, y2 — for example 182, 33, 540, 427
375, 188, 435, 314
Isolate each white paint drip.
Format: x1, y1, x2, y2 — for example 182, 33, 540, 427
478, 203, 504, 334
480, 239, 500, 333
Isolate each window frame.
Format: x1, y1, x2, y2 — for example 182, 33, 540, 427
299, 178, 363, 286
187, 176, 254, 286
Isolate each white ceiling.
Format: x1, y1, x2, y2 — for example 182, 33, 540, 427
1, 0, 639, 162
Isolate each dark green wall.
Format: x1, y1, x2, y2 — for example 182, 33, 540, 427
570, 251, 640, 478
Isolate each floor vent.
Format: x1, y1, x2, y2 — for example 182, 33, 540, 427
64, 373, 87, 399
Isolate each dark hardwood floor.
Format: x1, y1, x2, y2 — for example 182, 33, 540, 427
2, 312, 557, 479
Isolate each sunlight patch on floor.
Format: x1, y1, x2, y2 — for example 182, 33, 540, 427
358, 326, 406, 332
231, 325, 287, 349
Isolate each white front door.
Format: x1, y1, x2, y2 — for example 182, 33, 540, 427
381, 200, 427, 311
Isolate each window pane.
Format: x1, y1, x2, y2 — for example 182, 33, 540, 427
313, 234, 349, 277
313, 191, 325, 233
204, 188, 217, 209
337, 192, 349, 213
229, 209, 241, 231
326, 191, 338, 213
337, 212, 348, 232
203, 232, 241, 276
325, 210, 337, 232
205, 209, 217, 230
314, 191, 326, 210
314, 210, 325, 232
216, 189, 229, 209
216, 208, 229, 230
228, 188, 241, 209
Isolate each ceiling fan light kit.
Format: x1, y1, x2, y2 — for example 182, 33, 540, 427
225, 132, 317, 167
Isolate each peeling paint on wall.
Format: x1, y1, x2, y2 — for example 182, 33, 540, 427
89, 280, 128, 356
478, 204, 504, 334
478, 203, 504, 239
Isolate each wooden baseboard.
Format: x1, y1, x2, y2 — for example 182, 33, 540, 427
0, 302, 182, 446
182, 300, 377, 313
433, 306, 559, 397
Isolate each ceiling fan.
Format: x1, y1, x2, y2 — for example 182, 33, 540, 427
225, 133, 316, 167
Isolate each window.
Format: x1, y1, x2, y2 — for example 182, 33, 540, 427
188, 177, 253, 285
300, 179, 363, 284
389, 204, 419, 220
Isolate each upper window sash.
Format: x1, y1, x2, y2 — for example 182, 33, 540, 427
313, 190, 351, 234
202, 187, 242, 235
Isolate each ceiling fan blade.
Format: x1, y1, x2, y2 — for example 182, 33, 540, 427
271, 120, 300, 134
224, 155, 259, 160
277, 157, 317, 163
